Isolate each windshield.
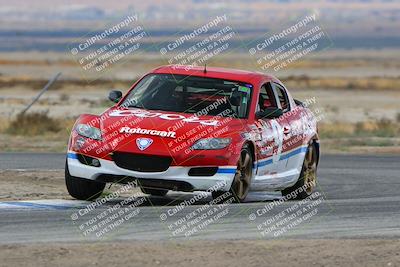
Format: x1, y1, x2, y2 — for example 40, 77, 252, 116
121, 74, 252, 119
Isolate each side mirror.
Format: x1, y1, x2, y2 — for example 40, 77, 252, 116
255, 108, 283, 119
108, 90, 122, 103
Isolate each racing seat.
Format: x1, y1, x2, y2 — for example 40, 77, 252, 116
258, 94, 274, 111
263, 99, 272, 108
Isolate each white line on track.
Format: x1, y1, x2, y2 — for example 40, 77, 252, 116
0, 199, 90, 210
0, 191, 283, 210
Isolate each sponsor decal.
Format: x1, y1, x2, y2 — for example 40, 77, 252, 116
110, 109, 219, 126
136, 138, 153, 151
120, 126, 176, 138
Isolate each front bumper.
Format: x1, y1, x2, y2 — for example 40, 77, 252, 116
67, 152, 235, 191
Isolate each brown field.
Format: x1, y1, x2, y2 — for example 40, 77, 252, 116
0, 239, 399, 267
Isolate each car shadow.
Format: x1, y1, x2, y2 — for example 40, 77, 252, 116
102, 191, 284, 207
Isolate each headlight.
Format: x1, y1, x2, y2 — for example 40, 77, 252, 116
75, 124, 102, 140
191, 138, 231, 150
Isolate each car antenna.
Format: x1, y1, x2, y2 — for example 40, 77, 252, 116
203, 64, 207, 74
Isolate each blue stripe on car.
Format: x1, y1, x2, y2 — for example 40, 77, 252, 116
257, 146, 307, 167
278, 146, 308, 161
217, 168, 236, 174
257, 159, 273, 167
67, 152, 78, 159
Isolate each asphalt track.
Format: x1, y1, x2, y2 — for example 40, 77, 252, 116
0, 153, 399, 243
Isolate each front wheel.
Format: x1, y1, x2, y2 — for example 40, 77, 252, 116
65, 160, 105, 200
282, 143, 317, 199
212, 146, 253, 203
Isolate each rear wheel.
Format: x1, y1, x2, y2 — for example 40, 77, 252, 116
65, 160, 105, 200
140, 187, 168, 196
282, 143, 317, 199
212, 146, 253, 203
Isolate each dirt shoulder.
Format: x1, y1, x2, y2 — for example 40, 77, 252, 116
0, 239, 398, 267
0, 170, 142, 201
0, 170, 68, 201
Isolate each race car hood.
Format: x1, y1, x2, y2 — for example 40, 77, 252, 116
98, 107, 245, 154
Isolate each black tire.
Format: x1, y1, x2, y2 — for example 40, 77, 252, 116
212, 146, 253, 203
211, 191, 226, 201
282, 143, 318, 200
65, 160, 105, 200
140, 187, 168, 196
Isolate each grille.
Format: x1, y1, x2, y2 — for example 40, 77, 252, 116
112, 152, 172, 172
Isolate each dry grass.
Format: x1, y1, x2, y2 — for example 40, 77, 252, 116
0, 117, 9, 133
1, 76, 398, 91
59, 93, 70, 102
0, 113, 74, 152
6, 112, 62, 136
355, 119, 399, 137
0, 132, 71, 152
319, 119, 400, 153
288, 59, 400, 69
320, 119, 399, 139
318, 122, 355, 138
0, 77, 133, 91
285, 76, 400, 90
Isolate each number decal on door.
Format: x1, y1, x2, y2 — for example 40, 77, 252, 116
270, 119, 283, 163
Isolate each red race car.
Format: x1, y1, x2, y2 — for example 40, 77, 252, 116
66, 65, 319, 202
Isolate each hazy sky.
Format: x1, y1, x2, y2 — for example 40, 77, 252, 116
0, 0, 396, 10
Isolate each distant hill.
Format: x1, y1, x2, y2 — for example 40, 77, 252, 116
0, 0, 398, 51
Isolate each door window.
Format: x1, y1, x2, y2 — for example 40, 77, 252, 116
257, 83, 277, 113
273, 83, 290, 112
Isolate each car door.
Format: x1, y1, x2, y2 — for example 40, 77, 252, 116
254, 82, 289, 176
271, 82, 305, 175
